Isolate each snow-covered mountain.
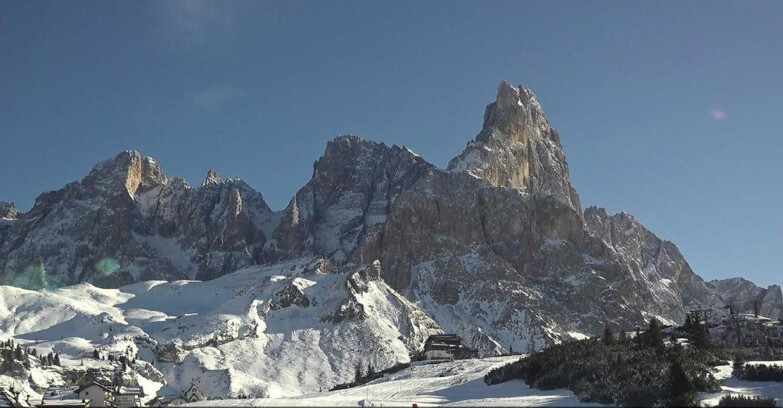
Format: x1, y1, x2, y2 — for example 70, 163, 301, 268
1, 80, 780, 400
0, 258, 440, 400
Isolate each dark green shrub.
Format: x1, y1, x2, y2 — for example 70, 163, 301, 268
717, 394, 777, 407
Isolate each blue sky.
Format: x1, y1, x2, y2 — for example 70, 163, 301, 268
1, 1, 781, 286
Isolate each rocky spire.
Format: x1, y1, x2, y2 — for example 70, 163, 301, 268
447, 81, 581, 214
202, 169, 222, 187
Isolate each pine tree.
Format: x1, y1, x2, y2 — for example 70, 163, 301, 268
603, 325, 615, 346
354, 362, 363, 383
367, 363, 375, 378
646, 318, 665, 353
733, 354, 746, 378
54, 353, 61, 366
14, 345, 23, 360
668, 359, 698, 407
31, 349, 37, 357
93, 349, 100, 359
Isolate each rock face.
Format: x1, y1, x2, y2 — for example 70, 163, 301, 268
1, 81, 773, 356
447, 81, 581, 213
710, 278, 783, 319
0, 151, 274, 288
271, 136, 432, 264
584, 206, 723, 320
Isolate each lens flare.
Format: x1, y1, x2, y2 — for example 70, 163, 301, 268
710, 109, 727, 121
11, 261, 48, 290
96, 257, 120, 276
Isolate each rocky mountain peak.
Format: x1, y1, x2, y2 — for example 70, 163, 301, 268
83, 150, 167, 197
202, 169, 222, 187
0, 202, 18, 220
447, 81, 581, 213
483, 81, 556, 145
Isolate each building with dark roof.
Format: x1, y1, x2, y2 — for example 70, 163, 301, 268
423, 334, 477, 360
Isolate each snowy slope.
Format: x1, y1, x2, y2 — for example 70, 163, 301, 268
187, 356, 600, 407
0, 258, 441, 401
183, 357, 783, 407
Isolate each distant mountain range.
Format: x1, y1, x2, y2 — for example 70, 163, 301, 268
0, 81, 779, 396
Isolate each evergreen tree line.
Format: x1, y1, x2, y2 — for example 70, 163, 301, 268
717, 394, 777, 407
0, 340, 60, 367
737, 363, 783, 382
485, 318, 723, 407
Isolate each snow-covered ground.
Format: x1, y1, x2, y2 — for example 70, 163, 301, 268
0, 258, 441, 402
187, 356, 599, 407
699, 361, 783, 406
181, 358, 783, 407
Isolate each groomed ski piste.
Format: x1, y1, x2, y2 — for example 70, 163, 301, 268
187, 356, 596, 407
186, 357, 783, 407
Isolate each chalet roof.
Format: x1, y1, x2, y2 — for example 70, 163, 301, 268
116, 386, 144, 396
43, 386, 80, 401
424, 334, 468, 347
38, 400, 90, 407
426, 334, 462, 341
147, 394, 178, 404
75, 382, 112, 394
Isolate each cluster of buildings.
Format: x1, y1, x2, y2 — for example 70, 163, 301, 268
39, 383, 143, 407
0, 381, 209, 408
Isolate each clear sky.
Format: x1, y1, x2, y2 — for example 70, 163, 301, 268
1, 1, 781, 287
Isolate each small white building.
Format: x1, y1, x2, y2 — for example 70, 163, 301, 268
75, 383, 113, 407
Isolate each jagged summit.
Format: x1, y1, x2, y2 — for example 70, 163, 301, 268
83, 150, 167, 197
202, 169, 222, 186
481, 81, 559, 145
447, 81, 581, 213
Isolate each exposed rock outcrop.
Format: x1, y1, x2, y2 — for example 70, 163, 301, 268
0, 152, 274, 288
447, 81, 581, 214
0, 202, 19, 220
710, 277, 783, 319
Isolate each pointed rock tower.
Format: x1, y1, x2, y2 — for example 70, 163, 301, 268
448, 81, 581, 214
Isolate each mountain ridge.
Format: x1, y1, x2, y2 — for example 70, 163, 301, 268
1, 81, 780, 356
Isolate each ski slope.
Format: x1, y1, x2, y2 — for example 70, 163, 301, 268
187, 356, 599, 407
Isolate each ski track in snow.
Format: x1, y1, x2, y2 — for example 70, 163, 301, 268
186, 356, 600, 407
